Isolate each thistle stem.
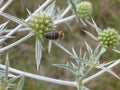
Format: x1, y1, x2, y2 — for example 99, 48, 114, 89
0, 59, 119, 87
0, 64, 76, 87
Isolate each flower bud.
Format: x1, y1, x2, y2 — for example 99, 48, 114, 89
98, 28, 118, 48
76, 1, 92, 19
28, 13, 54, 38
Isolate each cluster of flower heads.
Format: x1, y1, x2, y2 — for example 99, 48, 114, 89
28, 13, 54, 38
98, 28, 118, 48
76, 1, 92, 18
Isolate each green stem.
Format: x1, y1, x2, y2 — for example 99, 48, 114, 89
76, 77, 83, 90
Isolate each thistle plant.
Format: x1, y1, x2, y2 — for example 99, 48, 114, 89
0, 0, 120, 90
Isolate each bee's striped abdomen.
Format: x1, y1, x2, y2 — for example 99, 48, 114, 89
45, 31, 59, 40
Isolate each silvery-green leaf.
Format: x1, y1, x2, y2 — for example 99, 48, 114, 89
53, 64, 75, 75
69, 0, 76, 14
0, 12, 27, 26
85, 66, 93, 76
98, 66, 120, 80
91, 18, 102, 34
8, 73, 16, 78
99, 47, 106, 55
44, 2, 55, 15
4, 53, 9, 81
79, 17, 87, 27
83, 52, 87, 60
69, 0, 87, 26
17, 75, 25, 90
72, 47, 78, 58
52, 41, 73, 56
112, 49, 120, 54
83, 30, 97, 41
94, 45, 100, 56
48, 40, 52, 53
69, 0, 82, 25
102, 61, 115, 66
95, 47, 106, 62
75, 57, 89, 65
84, 42, 93, 56
0, 21, 9, 35
83, 86, 90, 90
35, 37, 42, 70
0, 21, 9, 30
0, 35, 15, 39
70, 62, 76, 69
79, 47, 82, 57
26, 8, 32, 16
8, 76, 21, 84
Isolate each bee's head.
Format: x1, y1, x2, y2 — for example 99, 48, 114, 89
59, 31, 64, 40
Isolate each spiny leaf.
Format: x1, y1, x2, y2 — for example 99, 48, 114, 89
83, 86, 90, 90
94, 45, 100, 56
0, 21, 9, 30
99, 66, 120, 80
91, 18, 102, 34
70, 61, 76, 69
0, 35, 15, 39
0, 12, 27, 26
26, 8, 32, 16
69, 0, 77, 15
17, 75, 25, 90
84, 42, 93, 56
112, 49, 120, 54
53, 64, 75, 75
44, 2, 55, 15
48, 40, 52, 53
0, 21, 9, 36
83, 30, 97, 40
95, 47, 106, 62
52, 41, 73, 56
102, 61, 115, 66
69, 0, 87, 26
35, 37, 42, 70
79, 47, 82, 57
8, 76, 21, 84
4, 53, 9, 81
72, 47, 78, 58
75, 57, 89, 65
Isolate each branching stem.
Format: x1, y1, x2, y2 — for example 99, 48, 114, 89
0, 59, 120, 87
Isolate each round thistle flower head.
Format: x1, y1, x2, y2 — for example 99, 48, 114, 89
76, 1, 92, 19
28, 13, 54, 38
98, 28, 118, 48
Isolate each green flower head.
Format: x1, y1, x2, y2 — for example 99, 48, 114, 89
28, 13, 54, 38
98, 28, 118, 48
76, 1, 92, 19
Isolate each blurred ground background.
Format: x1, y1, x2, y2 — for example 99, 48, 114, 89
0, 0, 120, 90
